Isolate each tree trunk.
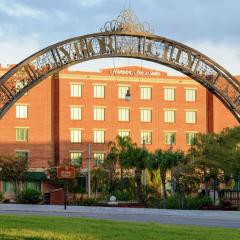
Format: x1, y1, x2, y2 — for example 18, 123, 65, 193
135, 168, 142, 202
160, 171, 167, 208
120, 166, 123, 180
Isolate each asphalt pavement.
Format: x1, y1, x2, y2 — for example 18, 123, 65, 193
0, 204, 239, 228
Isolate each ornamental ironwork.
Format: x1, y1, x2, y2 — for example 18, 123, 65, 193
0, 10, 239, 121
101, 9, 154, 34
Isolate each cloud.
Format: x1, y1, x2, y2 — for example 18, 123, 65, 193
0, 0, 45, 18
0, 35, 41, 66
76, 0, 104, 6
186, 40, 240, 75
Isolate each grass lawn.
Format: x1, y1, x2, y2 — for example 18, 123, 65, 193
0, 214, 239, 240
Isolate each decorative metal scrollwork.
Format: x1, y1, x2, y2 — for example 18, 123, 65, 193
101, 9, 154, 34
0, 10, 239, 122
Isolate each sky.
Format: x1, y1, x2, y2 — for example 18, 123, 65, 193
0, 0, 240, 75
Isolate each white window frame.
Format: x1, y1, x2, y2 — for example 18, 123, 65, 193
118, 130, 130, 138
118, 108, 130, 122
93, 130, 105, 143
140, 87, 152, 100
186, 132, 197, 145
16, 128, 28, 142
140, 109, 152, 122
70, 129, 82, 143
164, 110, 175, 123
93, 85, 105, 98
70, 152, 82, 166
70, 106, 82, 120
164, 132, 176, 145
118, 86, 129, 99
94, 107, 105, 121
93, 152, 105, 166
164, 88, 175, 101
16, 105, 28, 119
185, 89, 196, 102
140, 131, 152, 144
186, 111, 197, 124
70, 84, 82, 97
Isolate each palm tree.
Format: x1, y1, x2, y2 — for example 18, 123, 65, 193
122, 145, 148, 202
148, 149, 184, 208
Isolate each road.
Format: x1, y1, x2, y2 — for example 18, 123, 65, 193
0, 204, 239, 228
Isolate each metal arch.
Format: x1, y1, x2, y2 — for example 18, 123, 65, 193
0, 31, 239, 122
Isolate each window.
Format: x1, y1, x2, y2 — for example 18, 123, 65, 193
16, 128, 28, 142
140, 131, 152, 144
94, 107, 105, 121
164, 110, 175, 123
140, 109, 152, 122
15, 151, 28, 161
118, 131, 130, 138
118, 108, 130, 121
3, 181, 14, 193
164, 88, 175, 101
118, 86, 129, 99
70, 152, 82, 166
164, 132, 176, 145
70, 84, 82, 97
23, 181, 41, 192
94, 130, 105, 143
186, 89, 196, 102
70, 106, 82, 120
186, 132, 197, 145
140, 87, 152, 100
70, 129, 82, 143
94, 85, 105, 98
94, 153, 105, 166
16, 105, 28, 119
186, 111, 197, 123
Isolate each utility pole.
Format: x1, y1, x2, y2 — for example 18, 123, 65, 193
87, 143, 91, 198
143, 139, 147, 186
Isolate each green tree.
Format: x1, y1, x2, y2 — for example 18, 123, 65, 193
147, 150, 184, 208
123, 145, 148, 202
189, 132, 222, 195
0, 154, 28, 195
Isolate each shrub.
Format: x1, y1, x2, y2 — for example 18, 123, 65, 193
165, 195, 213, 210
0, 192, 4, 202
199, 196, 213, 208
78, 198, 96, 206
184, 196, 213, 210
184, 197, 201, 209
146, 194, 161, 208
166, 195, 181, 209
17, 189, 42, 204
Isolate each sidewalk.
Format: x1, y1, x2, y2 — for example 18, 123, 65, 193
0, 204, 240, 220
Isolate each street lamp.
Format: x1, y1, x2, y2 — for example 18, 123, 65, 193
142, 139, 147, 187
125, 89, 131, 101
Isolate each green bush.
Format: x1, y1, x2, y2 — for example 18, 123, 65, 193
199, 196, 213, 208
0, 192, 3, 202
165, 195, 213, 210
146, 194, 161, 208
78, 198, 96, 206
166, 195, 181, 209
17, 189, 42, 204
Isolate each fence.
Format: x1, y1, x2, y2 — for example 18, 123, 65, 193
224, 191, 240, 206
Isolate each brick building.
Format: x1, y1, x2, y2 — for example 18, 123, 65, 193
0, 65, 238, 195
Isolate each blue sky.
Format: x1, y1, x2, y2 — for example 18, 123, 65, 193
0, 0, 239, 75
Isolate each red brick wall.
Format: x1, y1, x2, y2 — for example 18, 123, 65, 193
0, 65, 238, 170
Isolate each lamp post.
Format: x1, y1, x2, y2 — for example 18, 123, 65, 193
125, 89, 131, 101
142, 139, 147, 187
87, 143, 91, 198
